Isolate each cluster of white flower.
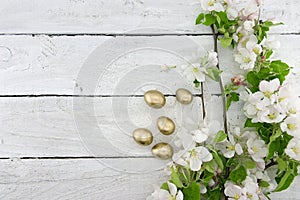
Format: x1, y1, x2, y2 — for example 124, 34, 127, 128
216, 127, 268, 163
172, 121, 217, 171
243, 78, 300, 161
200, 0, 261, 20
225, 177, 269, 200
146, 182, 183, 200
233, 21, 261, 70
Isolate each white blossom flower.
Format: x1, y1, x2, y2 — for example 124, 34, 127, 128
189, 146, 213, 171
218, 132, 243, 158
173, 146, 212, 171
174, 128, 195, 150
259, 78, 280, 99
201, 51, 218, 68
257, 105, 285, 123
243, 176, 259, 200
261, 35, 280, 51
245, 35, 262, 55
234, 48, 257, 70
191, 129, 209, 143
146, 182, 183, 200
200, 0, 225, 12
280, 116, 300, 137
225, 181, 246, 200
247, 138, 268, 162
285, 138, 300, 161
181, 63, 206, 83
233, 21, 254, 43
239, 0, 260, 20
224, 0, 239, 20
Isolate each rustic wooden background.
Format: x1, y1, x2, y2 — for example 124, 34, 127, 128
0, 0, 299, 199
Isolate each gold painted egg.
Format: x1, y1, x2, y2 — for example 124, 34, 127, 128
151, 143, 173, 160
133, 128, 153, 146
144, 90, 166, 109
157, 116, 175, 135
176, 88, 193, 105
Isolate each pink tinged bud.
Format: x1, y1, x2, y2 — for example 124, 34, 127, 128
231, 75, 245, 86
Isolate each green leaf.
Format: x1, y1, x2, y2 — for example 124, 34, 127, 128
196, 13, 205, 25
193, 79, 200, 88
183, 182, 201, 200
219, 37, 233, 48
246, 71, 260, 92
229, 165, 247, 183
244, 118, 263, 128
269, 60, 290, 84
160, 182, 168, 190
270, 128, 282, 143
266, 139, 280, 160
216, 12, 228, 23
202, 171, 214, 185
212, 150, 224, 171
277, 157, 287, 171
196, 13, 216, 26
243, 159, 256, 169
206, 187, 221, 200
274, 168, 295, 192
171, 168, 184, 188
226, 92, 239, 110
260, 180, 270, 188
205, 67, 222, 82
203, 160, 215, 173
214, 130, 227, 143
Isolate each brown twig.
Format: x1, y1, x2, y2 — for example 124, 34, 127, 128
200, 82, 206, 119
210, 25, 228, 134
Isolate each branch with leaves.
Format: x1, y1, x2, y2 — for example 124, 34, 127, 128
147, 1, 299, 200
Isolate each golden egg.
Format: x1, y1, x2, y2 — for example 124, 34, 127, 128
144, 90, 166, 109
133, 128, 153, 146
151, 143, 173, 160
176, 88, 193, 105
157, 116, 175, 135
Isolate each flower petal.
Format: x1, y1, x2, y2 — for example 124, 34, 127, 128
176, 190, 184, 200
167, 181, 177, 196
190, 157, 202, 171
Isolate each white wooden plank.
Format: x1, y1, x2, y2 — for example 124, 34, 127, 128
0, 35, 215, 95
0, 96, 204, 157
0, 158, 167, 200
0, 35, 299, 95
0, 158, 299, 199
0, 0, 298, 34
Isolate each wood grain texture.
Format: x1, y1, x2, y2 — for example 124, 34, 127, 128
0, 35, 299, 95
0, 96, 205, 157
0, 35, 214, 95
0, 0, 298, 34
0, 158, 299, 200
0, 158, 167, 200
0, 0, 300, 199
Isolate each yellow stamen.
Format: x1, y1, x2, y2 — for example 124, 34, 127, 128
268, 113, 276, 120
288, 124, 297, 131
227, 145, 235, 151
234, 194, 240, 200
292, 147, 299, 155
243, 57, 251, 63
264, 91, 272, 98
208, 0, 215, 6
251, 146, 259, 153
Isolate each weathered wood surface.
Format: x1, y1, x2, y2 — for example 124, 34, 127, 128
0, 158, 298, 200
0, 0, 298, 34
0, 35, 299, 95
0, 0, 299, 199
